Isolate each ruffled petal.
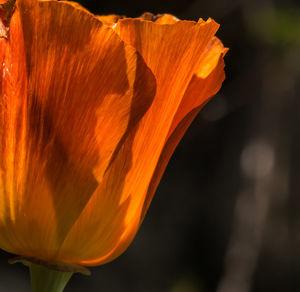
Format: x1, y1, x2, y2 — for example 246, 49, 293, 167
142, 40, 227, 220
152, 13, 179, 24
96, 14, 124, 27
57, 17, 226, 265
96, 12, 179, 27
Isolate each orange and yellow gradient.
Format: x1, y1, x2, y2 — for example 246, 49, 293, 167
0, 0, 227, 267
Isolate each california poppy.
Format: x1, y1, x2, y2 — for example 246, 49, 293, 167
0, 0, 227, 289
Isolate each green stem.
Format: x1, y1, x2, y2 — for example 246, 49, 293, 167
29, 262, 73, 292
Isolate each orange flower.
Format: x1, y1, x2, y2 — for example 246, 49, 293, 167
0, 0, 227, 267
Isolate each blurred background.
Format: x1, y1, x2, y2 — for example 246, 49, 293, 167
1, 0, 300, 291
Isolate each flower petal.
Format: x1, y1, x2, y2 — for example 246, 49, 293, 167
142, 41, 227, 220
153, 13, 179, 24
167, 37, 228, 138
57, 18, 226, 265
0, 0, 155, 260
96, 13, 180, 27
96, 14, 124, 27
0, 4, 28, 255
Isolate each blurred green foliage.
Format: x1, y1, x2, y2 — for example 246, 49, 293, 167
249, 6, 300, 46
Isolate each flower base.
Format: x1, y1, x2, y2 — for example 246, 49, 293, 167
9, 256, 90, 292
29, 263, 73, 292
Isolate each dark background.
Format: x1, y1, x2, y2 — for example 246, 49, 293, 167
1, 0, 300, 291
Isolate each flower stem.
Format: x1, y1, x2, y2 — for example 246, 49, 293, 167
29, 262, 73, 292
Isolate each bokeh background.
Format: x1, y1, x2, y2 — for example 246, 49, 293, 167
1, 0, 300, 291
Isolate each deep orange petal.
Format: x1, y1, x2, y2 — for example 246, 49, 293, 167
0, 0, 155, 260
154, 13, 179, 24
0, 3, 28, 255
57, 18, 226, 266
1, 0, 225, 267
142, 43, 227, 221
96, 14, 124, 27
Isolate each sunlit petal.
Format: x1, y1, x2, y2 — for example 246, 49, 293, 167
0, 0, 155, 260
58, 17, 226, 265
